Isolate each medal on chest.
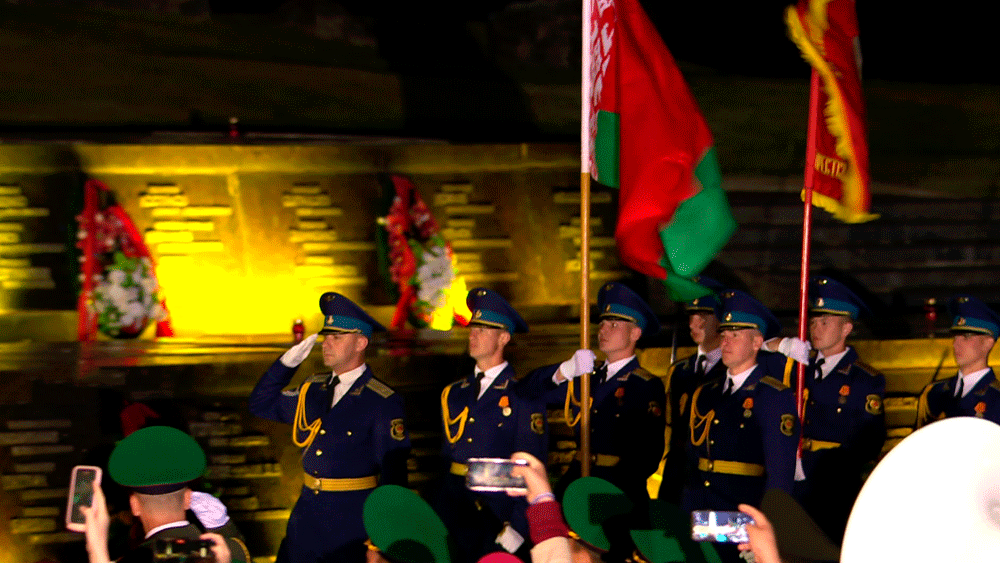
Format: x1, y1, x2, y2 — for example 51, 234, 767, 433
499, 395, 511, 417
838, 384, 850, 405
743, 397, 753, 418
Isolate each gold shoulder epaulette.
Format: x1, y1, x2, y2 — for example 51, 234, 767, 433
366, 378, 395, 398
285, 373, 328, 396
630, 367, 654, 381
853, 361, 880, 377
760, 376, 789, 391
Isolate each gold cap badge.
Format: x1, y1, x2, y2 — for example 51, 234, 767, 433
725, 312, 733, 321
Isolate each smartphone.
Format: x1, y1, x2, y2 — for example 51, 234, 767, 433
465, 457, 528, 493
153, 538, 216, 562
691, 510, 755, 543
65, 465, 102, 532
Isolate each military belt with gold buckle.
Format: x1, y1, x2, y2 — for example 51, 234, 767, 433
697, 457, 765, 477
574, 451, 621, 467
801, 438, 842, 451
303, 472, 377, 492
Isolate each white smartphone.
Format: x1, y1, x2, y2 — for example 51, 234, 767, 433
66, 465, 102, 532
465, 457, 528, 493
691, 510, 755, 543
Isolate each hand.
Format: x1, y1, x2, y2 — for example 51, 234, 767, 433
776, 337, 811, 364
557, 349, 596, 382
737, 504, 782, 563
507, 452, 553, 504
81, 483, 111, 563
280, 333, 318, 368
200, 532, 231, 563
190, 491, 230, 529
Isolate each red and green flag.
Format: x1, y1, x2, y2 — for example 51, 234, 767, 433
588, 0, 736, 301
786, 0, 877, 223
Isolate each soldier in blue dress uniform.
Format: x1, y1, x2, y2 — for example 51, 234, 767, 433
681, 291, 798, 515
249, 292, 411, 563
434, 287, 548, 562
521, 282, 666, 506
917, 294, 1000, 427
765, 276, 886, 542
659, 277, 728, 504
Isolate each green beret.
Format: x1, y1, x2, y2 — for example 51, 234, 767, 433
562, 477, 634, 552
630, 500, 721, 563
363, 485, 452, 563
108, 426, 206, 494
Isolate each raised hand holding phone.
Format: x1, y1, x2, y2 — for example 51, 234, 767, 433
691, 510, 756, 543
66, 465, 102, 533
465, 457, 528, 493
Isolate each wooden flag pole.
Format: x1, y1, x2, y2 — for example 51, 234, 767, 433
579, 0, 593, 477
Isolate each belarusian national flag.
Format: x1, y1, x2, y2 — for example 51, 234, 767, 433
588, 0, 735, 300
786, 0, 878, 223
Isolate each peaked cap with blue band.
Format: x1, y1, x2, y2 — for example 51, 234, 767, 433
683, 276, 725, 319
598, 282, 660, 337
466, 287, 528, 333
719, 290, 781, 340
948, 295, 1000, 339
319, 292, 385, 339
809, 276, 869, 320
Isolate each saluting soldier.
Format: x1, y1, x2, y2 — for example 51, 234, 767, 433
521, 282, 666, 506
917, 295, 1000, 427
659, 276, 728, 504
682, 291, 798, 515
249, 292, 410, 563
435, 287, 548, 562
765, 276, 886, 542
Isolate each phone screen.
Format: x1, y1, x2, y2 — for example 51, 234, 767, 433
691, 510, 755, 543
67, 466, 100, 527
465, 458, 528, 493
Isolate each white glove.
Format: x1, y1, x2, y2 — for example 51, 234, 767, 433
495, 523, 525, 553
280, 333, 318, 368
777, 337, 812, 364
558, 349, 596, 381
189, 491, 230, 529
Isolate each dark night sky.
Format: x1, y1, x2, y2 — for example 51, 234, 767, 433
218, 0, 996, 85
646, 1, 997, 85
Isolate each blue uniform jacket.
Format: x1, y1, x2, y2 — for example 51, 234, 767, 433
792, 347, 885, 542
799, 348, 886, 480
660, 353, 727, 503
681, 364, 798, 512
522, 357, 666, 502
436, 363, 547, 558
917, 368, 1000, 427
249, 359, 410, 563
